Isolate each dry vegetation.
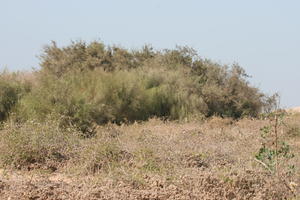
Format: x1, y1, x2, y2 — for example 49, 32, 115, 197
0, 116, 299, 199
0, 41, 298, 199
287, 107, 300, 114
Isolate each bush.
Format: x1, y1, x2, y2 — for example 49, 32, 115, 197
17, 68, 207, 135
0, 119, 79, 170
201, 64, 265, 118
77, 138, 128, 174
39, 41, 156, 77
10, 41, 274, 134
0, 71, 31, 122
0, 81, 19, 121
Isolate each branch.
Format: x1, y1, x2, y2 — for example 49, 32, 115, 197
254, 158, 273, 173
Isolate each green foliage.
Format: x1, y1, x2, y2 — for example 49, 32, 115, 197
0, 72, 31, 122
39, 41, 157, 77
255, 113, 295, 174
2, 41, 275, 134
0, 81, 19, 121
17, 68, 206, 135
255, 141, 294, 172
201, 64, 264, 118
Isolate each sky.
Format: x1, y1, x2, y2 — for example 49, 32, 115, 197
0, 0, 299, 108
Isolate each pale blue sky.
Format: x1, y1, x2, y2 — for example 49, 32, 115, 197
0, 0, 299, 107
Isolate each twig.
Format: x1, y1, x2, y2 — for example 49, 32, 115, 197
274, 113, 279, 176
254, 158, 273, 174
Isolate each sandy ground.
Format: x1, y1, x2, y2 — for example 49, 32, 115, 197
286, 106, 300, 113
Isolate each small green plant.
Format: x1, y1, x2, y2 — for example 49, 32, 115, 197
255, 141, 294, 172
255, 111, 295, 174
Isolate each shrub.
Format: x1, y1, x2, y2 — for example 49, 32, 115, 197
0, 80, 19, 121
12, 41, 274, 134
0, 119, 79, 170
17, 68, 207, 135
201, 64, 265, 118
39, 41, 155, 77
255, 112, 295, 174
0, 71, 31, 122
77, 139, 127, 174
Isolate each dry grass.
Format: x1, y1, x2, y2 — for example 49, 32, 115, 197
286, 107, 300, 114
0, 116, 299, 199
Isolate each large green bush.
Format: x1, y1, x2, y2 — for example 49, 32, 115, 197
8, 41, 275, 134
18, 67, 206, 135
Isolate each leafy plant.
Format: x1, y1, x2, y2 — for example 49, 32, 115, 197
255, 111, 295, 174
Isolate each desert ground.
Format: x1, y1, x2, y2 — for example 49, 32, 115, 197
0, 114, 299, 200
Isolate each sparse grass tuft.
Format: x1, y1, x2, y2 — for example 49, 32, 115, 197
77, 138, 132, 174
